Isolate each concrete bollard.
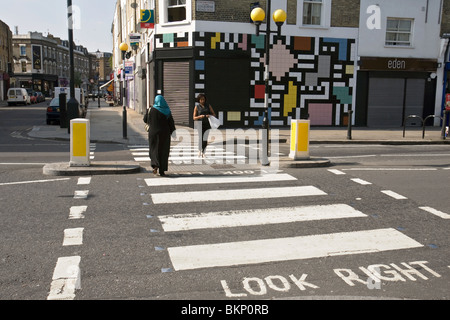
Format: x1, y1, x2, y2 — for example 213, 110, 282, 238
289, 120, 310, 160
70, 119, 90, 167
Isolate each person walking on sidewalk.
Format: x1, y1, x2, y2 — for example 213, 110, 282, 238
143, 95, 176, 176
193, 93, 216, 157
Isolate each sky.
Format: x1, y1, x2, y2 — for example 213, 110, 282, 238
0, 0, 117, 53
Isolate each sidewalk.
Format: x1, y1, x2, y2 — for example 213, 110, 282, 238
30, 100, 448, 175
29, 100, 449, 144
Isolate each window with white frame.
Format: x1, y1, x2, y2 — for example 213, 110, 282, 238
303, 0, 322, 26
385, 18, 413, 47
168, 0, 186, 22
159, 0, 190, 24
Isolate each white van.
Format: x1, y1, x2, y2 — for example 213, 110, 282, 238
7, 88, 31, 106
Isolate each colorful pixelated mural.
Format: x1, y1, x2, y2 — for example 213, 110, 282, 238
156, 31, 356, 127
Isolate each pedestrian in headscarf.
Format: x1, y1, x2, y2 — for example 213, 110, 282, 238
143, 95, 176, 176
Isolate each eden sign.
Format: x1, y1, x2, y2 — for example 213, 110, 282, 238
360, 57, 438, 72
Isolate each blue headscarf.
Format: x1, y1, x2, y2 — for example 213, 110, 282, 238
152, 95, 171, 118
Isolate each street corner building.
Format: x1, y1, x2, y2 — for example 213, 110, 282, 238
112, 0, 450, 129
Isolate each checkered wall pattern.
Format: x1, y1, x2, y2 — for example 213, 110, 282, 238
156, 31, 356, 127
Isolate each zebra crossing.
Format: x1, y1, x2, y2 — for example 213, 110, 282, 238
145, 173, 423, 272
129, 144, 249, 164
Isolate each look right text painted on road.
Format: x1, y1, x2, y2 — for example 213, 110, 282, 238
221, 260, 443, 298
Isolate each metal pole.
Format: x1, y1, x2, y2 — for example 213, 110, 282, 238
347, 109, 353, 140
261, 0, 272, 166
122, 60, 127, 139
66, 0, 79, 133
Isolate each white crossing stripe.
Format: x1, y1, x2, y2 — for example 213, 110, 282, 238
381, 190, 407, 200
74, 190, 89, 199
47, 256, 81, 300
131, 145, 247, 163
159, 204, 367, 232
328, 169, 346, 175
69, 206, 87, 219
62, 228, 84, 246
167, 228, 423, 271
77, 177, 91, 185
351, 178, 372, 185
151, 186, 327, 204
145, 173, 296, 187
419, 206, 450, 219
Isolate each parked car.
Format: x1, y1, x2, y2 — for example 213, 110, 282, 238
46, 97, 86, 125
7, 88, 31, 106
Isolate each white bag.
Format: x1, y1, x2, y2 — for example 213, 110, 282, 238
208, 116, 221, 129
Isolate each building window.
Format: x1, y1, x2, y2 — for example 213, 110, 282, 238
385, 18, 413, 47
303, 0, 322, 25
21, 61, 27, 73
159, 0, 190, 24
168, 0, 186, 22
20, 45, 26, 56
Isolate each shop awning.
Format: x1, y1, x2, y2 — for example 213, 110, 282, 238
99, 79, 113, 89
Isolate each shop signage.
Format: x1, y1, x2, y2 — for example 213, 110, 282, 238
129, 33, 141, 46
196, 1, 215, 12
359, 57, 438, 72
140, 9, 154, 28
124, 61, 134, 75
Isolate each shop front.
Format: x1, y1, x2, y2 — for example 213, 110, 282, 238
356, 57, 438, 127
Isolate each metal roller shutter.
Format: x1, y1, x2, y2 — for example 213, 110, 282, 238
163, 61, 190, 125
367, 78, 404, 127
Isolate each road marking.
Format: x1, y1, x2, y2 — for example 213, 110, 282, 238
77, 177, 91, 185
151, 186, 327, 204
159, 204, 367, 232
381, 190, 408, 200
69, 206, 87, 219
351, 178, 372, 185
0, 177, 70, 186
145, 173, 296, 187
167, 228, 423, 271
327, 155, 377, 159
0, 163, 47, 166
343, 168, 438, 171
47, 256, 81, 300
63, 228, 84, 246
328, 169, 346, 175
74, 190, 89, 199
419, 206, 450, 219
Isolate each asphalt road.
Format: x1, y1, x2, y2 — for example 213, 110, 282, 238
1, 104, 449, 308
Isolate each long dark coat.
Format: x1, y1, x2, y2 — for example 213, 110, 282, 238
143, 107, 175, 173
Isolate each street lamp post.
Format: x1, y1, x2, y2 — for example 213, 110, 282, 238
66, 0, 80, 134
119, 42, 129, 139
251, 2, 286, 165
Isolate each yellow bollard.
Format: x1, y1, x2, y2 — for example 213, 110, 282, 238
70, 119, 90, 167
289, 120, 310, 160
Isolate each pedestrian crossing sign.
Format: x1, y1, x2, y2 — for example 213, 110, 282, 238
141, 10, 154, 29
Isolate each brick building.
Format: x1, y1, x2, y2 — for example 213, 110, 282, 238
0, 20, 13, 101
113, 0, 448, 128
